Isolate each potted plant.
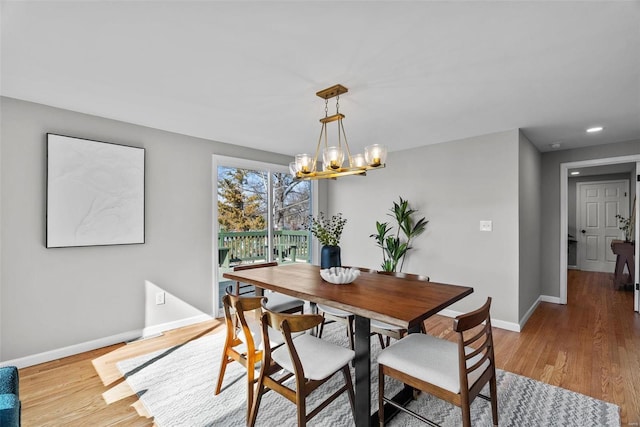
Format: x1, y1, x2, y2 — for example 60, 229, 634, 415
308, 212, 347, 269
615, 214, 634, 242
370, 197, 428, 272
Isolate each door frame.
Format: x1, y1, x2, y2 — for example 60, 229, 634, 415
575, 179, 629, 271
560, 154, 640, 311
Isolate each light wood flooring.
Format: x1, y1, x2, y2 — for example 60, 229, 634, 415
17, 270, 640, 426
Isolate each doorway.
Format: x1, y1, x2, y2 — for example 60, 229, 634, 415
560, 155, 640, 312
211, 155, 313, 317
576, 180, 629, 272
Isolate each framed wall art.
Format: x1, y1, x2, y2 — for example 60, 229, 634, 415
46, 133, 145, 248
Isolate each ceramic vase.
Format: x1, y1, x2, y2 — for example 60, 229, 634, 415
320, 245, 341, 269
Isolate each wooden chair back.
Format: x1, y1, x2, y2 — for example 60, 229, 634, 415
250, 305, 355, 426
260, 310, 324, 376
454, 297, 496, 403
215, 291, 265, 421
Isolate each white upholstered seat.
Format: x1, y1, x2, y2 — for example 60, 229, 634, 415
377, 297, 498, 427
264, 291, 306, 314
249, 308, 356, 426
377, 333, 489, 394
272, 333, 354, 381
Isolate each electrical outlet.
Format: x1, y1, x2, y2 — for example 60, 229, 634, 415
480, 220, 493, 232
155, 291, 166, 305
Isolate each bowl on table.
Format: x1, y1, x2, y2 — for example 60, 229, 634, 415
320, 267, 361, 284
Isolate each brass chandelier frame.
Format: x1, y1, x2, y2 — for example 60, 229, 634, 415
292, 84, 387, 180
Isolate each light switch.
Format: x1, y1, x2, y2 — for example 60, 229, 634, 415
480, 220, 492, 232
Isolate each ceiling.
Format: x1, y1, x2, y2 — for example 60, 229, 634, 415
2, 1, 639, 158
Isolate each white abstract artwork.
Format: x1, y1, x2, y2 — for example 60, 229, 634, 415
46, 134, 145, 248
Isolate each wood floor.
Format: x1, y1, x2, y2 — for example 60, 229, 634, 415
17, 270, 640, 426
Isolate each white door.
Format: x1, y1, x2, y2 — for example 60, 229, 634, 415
577, 180, 629, 272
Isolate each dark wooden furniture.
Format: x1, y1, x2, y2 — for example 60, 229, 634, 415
371, 271, 431, 347
232, 262, 305, 314
317, 267, 377, 350
249, 307, 356, 426
223, 263, 473, 427
611, 240, 635, 289
378, 297, 498, 427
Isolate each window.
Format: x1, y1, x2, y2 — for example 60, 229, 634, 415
213, 156, 312, 315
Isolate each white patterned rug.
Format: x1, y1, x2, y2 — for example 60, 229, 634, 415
117, 323, 620, 426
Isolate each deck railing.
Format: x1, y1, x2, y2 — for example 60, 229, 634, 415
218, 230, 310, 266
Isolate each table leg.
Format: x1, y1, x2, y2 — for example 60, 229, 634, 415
354, 315, 371, 427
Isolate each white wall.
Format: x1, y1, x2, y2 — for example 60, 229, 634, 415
0, 97, 290, 363
328, 130, 521, 326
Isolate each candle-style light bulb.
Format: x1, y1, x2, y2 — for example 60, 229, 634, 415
365, 144, 387, 167
323, 146, 344, 170
352, 153, 366, 167
295, 154, 313, 174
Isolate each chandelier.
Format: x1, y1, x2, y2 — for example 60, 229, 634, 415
290, 84, 387, 180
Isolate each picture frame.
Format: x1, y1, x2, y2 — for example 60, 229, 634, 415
46, 133, 145, 248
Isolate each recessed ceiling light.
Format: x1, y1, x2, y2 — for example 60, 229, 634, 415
586, 126, 604, 133
570, 171, 580, 176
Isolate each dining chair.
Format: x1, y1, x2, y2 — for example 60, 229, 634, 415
370, 271, 430, 348
249, 305, 356, 427
232, 262, 305, 314
377, 297, 498, 427
316, 305, 355, 349
214, 292, 265, 421
215, 289, 304, 420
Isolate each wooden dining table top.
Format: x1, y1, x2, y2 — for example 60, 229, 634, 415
223, 263, 473, 329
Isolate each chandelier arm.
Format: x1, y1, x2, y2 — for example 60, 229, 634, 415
312, 122, 325, 173
339, 119, 353, 167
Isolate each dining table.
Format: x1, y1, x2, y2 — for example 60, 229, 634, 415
223, 263, 473, 427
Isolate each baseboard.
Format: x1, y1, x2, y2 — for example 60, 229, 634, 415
0, 314, 214, 369
513, 294, 564, 332
141, 314, 212, 339
0, 329, 142, 369
438, 308, 520, 332
519, 297, 541, 331
540, 295, 562, 304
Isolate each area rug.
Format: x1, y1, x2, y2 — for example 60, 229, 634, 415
117, 323, 620, 427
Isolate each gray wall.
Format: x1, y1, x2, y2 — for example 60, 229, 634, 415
518, 131, 542, 321
3, 94, 636, 362
328, 130, 522, 326
540, 139, 640, 297
0, 97, 289, 361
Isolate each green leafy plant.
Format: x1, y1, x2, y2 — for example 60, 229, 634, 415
308, 212, 347, 246
370, 197, 428, 272
615, 214, 633, 241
